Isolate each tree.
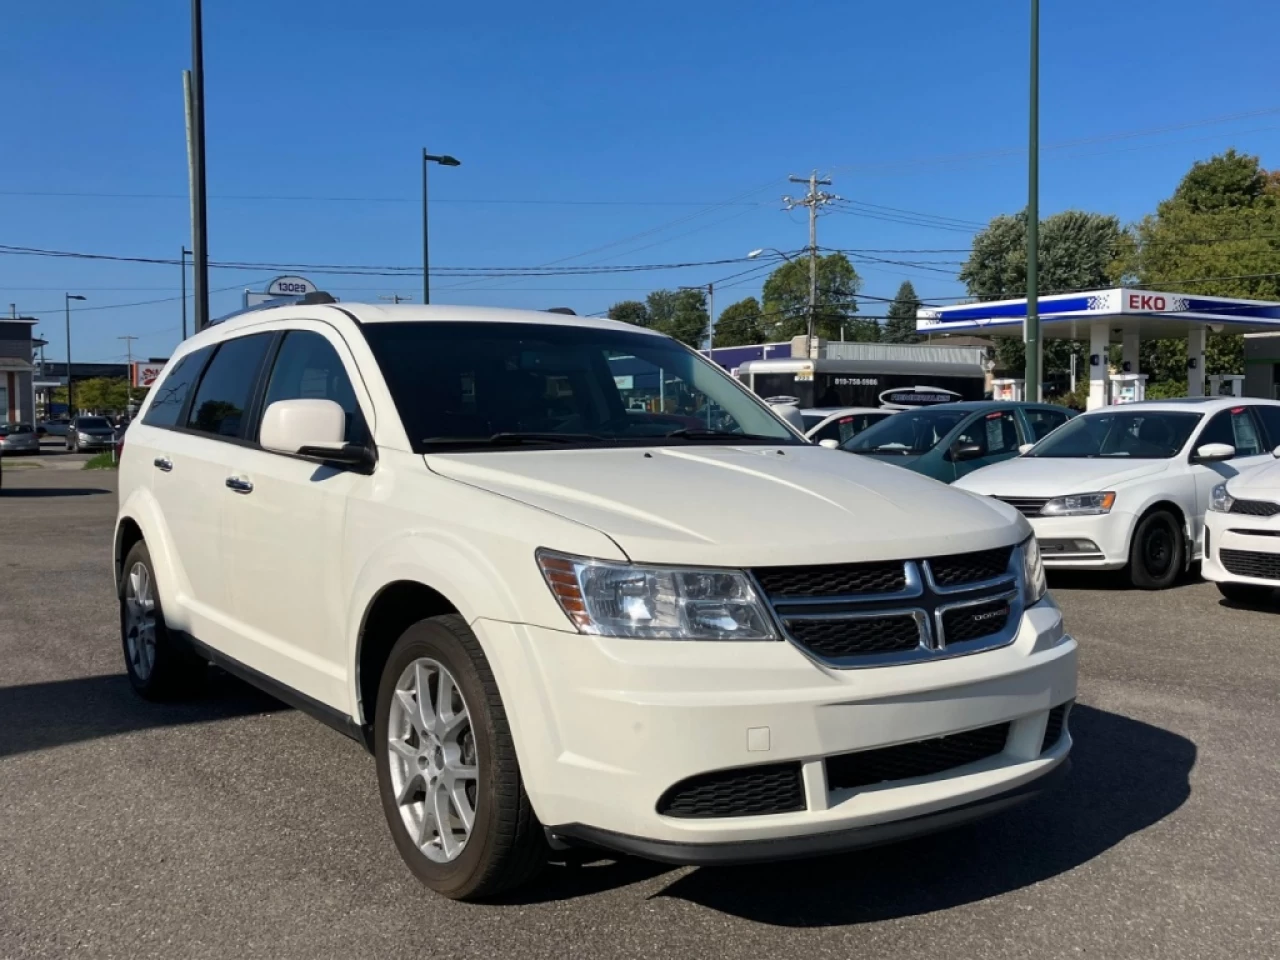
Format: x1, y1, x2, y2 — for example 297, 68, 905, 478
1124, 150, 1280, 386
883, 281, 922, 343
760, 253, 864, 342
607, 300, 650, 327
56, 377, 137, 413
713, 297, 764, 347
959, 209, 1126, 375
638, 288, 708, 348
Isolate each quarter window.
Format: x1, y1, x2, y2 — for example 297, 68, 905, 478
259, 331, 368, 445
185, 335, 272, 439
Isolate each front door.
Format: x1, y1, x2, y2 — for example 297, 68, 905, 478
219, 325, 374, 710
1189, 406, 1274, 554
950, 408, 1024, 480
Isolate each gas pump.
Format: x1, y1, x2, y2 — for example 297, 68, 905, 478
1109, 373, 1148, 405
1207, 374, 1245, 398
990, 378, 1026, 401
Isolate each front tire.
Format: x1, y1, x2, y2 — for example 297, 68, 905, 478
374, 615, 545, 900
1128, 510, 1184, 589
119, 541, 204, 699
1216, 581, 1274, 606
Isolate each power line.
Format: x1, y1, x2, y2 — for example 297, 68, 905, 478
0, 189, 772, 207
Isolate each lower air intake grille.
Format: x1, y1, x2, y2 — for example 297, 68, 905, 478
826, 723, 1010, 791
1041, 703, 1070, 753
1219, 548, 1280, 582
657, 763, 805, 818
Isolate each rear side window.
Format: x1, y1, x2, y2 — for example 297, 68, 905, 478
185, 335, 272, 439
142, 347, 212, 428
259, 331, 368, 445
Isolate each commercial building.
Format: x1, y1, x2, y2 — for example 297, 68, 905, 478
0, 318, 37, 423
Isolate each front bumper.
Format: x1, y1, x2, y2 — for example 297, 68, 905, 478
1028, 513, 1133, 570
475, 600, 1077, 855
1203, 509, 1280, 584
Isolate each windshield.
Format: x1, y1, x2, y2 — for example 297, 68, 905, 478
361, 321, 803, 452
1026, 410, 1201, 459
842, 407, 968, 456
77, 418, 111, 430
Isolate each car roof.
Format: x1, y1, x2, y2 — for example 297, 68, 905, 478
1078, 397, 1280, 415
909, 401, 1067, 412
198, 302, 662, 343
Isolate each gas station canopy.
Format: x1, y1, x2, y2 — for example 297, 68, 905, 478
916, 288, 1280, 409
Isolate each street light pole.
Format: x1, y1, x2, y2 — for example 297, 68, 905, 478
64, 294, 86, 415
422, 150, 461, 304
1025, 0, 1041, 401
181, 246, 192, 339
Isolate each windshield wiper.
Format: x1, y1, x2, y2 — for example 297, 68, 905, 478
423, 432, 606, 448
663, 427, 776, 441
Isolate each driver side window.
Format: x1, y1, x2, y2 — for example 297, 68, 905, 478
956, 410, 1020, 455
1198, 409, 1262, 458
260, 331, 369, 446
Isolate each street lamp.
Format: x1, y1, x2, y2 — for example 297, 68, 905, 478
746, 247, 797, 263
422, 150, 461, 304
65, 294, 86, 415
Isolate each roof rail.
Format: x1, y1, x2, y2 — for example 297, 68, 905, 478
209, 291, 337, 326
544, 306, 577, 315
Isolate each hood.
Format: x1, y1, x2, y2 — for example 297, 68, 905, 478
426, 445, 1026, 567
1227, 457, 1280, 495
954, 456, 1170, 497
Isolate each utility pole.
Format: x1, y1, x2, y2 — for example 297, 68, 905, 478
189, 0, 210, 332
180, 246, 192, 339
784, 172, 837, 357
118, 335, 138, 413
1025, 0, 1041, 400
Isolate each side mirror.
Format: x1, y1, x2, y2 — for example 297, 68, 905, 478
818, 438, 840, 449
1018, 443, 1035, 455
951, 443, 984, 462
260, 399, 371, 467
1273, 445, 1280, 459
1194, 442, 1235, 463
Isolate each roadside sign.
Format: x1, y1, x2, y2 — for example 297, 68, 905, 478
266, 276, 317, 298
132, 361, 166, 388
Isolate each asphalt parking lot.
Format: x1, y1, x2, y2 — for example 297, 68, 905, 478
1, 468, 1277, 960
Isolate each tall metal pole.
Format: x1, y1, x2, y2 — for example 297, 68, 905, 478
807, 172, 818, 357
421, 150, 430, 304
707, 282, 714, 350
64, 295, 74, 416
180, 247, 190, 340
1025, 0, 1041, 400
119, 335, 137, 412
190, 0, 210, 331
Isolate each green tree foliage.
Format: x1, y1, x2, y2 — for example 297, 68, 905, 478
54, 377, 138, 413
959, 209, 1126, 374
607, 300, 650, 327
1123, 150, 1280, 385
761, 253, 866, 341
713, 297, 764, 347
883, 281, 922, 343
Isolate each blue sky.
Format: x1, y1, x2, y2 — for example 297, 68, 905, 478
3, 0, 1279, 365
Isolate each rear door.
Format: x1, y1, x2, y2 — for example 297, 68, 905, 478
218, 324, 374, 708
147, 335, 273, 649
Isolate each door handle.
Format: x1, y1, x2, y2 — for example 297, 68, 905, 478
153, 457, 173, 472
225, 476, 254, 494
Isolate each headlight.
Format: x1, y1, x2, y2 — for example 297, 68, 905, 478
1040, 491, 1116, 516
537, 551, 778, 640
1020, 536, 1047, 606
1209, 482, 1234, 513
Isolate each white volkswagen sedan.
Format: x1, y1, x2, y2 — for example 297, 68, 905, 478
1203, 455, 1280, 604
955, 398, 1280, 589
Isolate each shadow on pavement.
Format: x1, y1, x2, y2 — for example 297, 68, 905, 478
1047, 567, 1202, 592
0, 487, 112, 498
0, 672, 288, 760
506, 706, 1193, 919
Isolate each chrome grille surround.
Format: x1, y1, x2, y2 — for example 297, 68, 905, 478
752, 546, 1025, 669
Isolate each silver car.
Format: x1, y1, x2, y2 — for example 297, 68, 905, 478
0, 423, 40, 454
66, 416, 117, 452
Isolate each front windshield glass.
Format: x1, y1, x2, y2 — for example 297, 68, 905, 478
842, 407, 968, 455
1026, 410, 1201, 459
361, 321, 803, 452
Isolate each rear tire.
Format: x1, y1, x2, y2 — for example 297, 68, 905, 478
374, 614, 545, 900
119, 541, 204, 700
1216, 581, 1274, 606
1128, 510, 1184, 590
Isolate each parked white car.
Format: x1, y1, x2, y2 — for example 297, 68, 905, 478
115, 301, 1076, 900
955, 398, 1280, 588
800, 406, 896, 446
1202, 454, 1280, 604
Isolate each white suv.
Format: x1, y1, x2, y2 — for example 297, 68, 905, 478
115, 302, 1077, 900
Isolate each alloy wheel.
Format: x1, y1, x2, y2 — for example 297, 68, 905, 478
123, 561, 157, 681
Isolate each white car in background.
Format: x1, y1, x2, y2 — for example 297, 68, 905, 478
955, 398, 1280, 589
1203, 455, 1280, 605
800, 407, 896, 446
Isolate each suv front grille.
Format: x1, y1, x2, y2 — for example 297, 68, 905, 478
995, 496, 1050, 517
657, 762, 805, 818
1219, 548, 1280, 582
826, 723, 1010, 791
1229, 498, 1280, 517
752, 546, 1022, 668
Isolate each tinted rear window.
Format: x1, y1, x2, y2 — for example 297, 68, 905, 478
186, 335, 272, 439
